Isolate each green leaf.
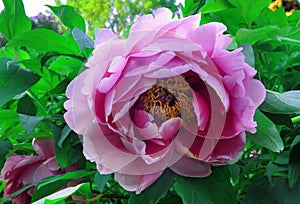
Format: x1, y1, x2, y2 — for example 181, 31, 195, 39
200, 0, 233, 14
58, 125, 72, 148
19, 114, 44, 135
235, 26, 280, 45
129, 169, 176, 204
47, 5, 86, 33
288, 135, 300, 188
174, 166, 236, 204
7, 28, 79, 55
160, 191, 183, 204
263, 113, 293, 127
93, 172, 110, 193
259, 7, 288, 27
242, 177, 300, 204
0, 57, 40, 107
49, 56, 83, 75
52, 125, 83, 169
33, 183, 89, 204
227, 0, 271, 27
266, 162, 288, 184
260, 90, 300, 114
72, 27, 94, 51
17, 94, 37, 116
0, 0, 31, 39
247, 110, 284, 152
0, 139, 12, 169
241, 43, 255, 67
32, 170, 94, 202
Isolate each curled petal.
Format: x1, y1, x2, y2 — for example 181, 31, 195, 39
115, 171, 163, 194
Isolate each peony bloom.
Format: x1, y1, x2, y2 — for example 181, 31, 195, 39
64, 8, 266, 193
1, 138, 65, 204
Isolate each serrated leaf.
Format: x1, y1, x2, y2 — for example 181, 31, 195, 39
7, 28, 79, 55
47, 5, 86, 33
19, 114, 44, 135
0, 0, 31, 39
129, 169, 176, 204
0, 57, 40, 106
260, 90, 300, 114
174, 166, 235, 204
247, 110, 284, 152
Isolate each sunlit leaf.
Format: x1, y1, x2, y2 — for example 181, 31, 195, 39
47, 5, 86, 33
0, 0, 31, 39
7, 28, 79, 55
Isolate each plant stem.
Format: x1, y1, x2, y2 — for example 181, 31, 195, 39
292, 115, 300, 124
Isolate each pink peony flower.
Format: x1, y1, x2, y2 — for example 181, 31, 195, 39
64, 8, 266, 193
0, 138, 64, 204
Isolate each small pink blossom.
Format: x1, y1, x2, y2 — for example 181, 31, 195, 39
1, 139, 66, 204
64, 8, 266, 193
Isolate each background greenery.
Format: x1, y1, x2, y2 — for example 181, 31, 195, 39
0, 0, 300, 203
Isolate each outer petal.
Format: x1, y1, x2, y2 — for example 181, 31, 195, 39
64, 70, 94, 134
33, 138, 55, 157
115, 171, 163, 194
94, 29, 118, 48
209, 132, 246, 163
188, 22, 232, 56
82, 122, 138, 174
169, 155, 211, 177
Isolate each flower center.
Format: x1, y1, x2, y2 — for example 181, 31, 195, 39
131, 76, 195, 125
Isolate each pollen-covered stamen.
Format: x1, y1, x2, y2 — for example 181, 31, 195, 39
131, 76, 196, 125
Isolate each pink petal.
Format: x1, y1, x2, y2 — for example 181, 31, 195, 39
188, 22, 231, 56
114, 171, 163, 194
97, 57, 127, 93
244, 79, 266, 108
33, 138, 55, 157
64, 70, 95, 134
82, 122, 138, 174
169, 155, 211, 177
159, 117, 182, 141
94, 29, 117, 48
209, 132, 246, 164
192, 91, 209, 131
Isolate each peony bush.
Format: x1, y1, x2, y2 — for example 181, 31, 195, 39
1, 0, 300, 203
